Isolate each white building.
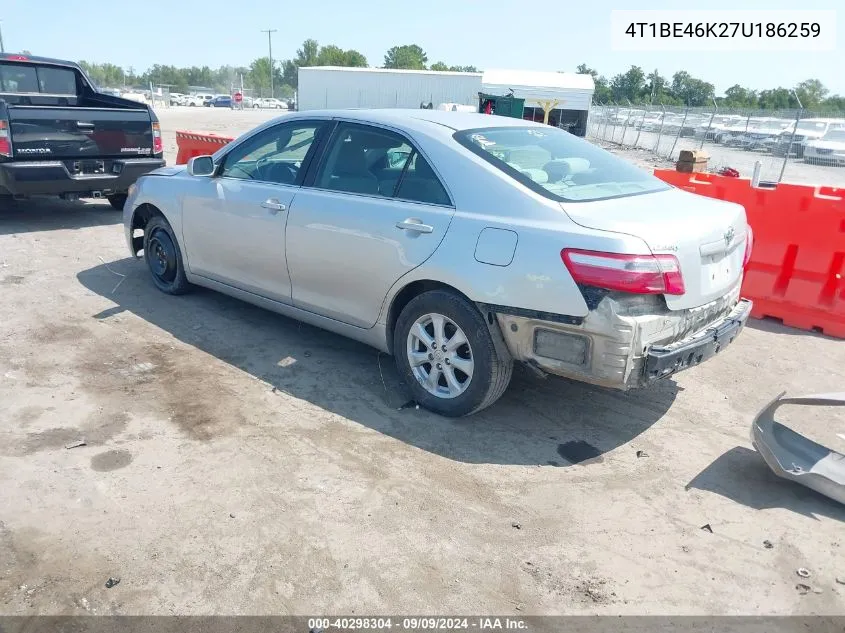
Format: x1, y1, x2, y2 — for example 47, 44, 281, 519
297, 67, 482, 110
297, 67, 595, 135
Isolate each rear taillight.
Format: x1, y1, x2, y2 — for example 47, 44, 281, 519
152, 121, 163, 155
743, 226, 754, 269
0, 120, 11, 158
561, 248, 686, 296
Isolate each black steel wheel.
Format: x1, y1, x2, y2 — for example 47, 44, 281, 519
143, 215, 190, 295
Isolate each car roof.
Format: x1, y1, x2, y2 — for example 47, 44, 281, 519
296, 108, 543, 133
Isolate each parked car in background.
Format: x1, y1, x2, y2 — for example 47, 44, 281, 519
699, 115, 745, 141
209, 95, 232, 108
0, 52, 164, 209
186, 94, 213, 107
737, 119, 791, 152
123, 109, 752, 416
772, 118, 845, 157
803, 129, 845, 165
253, 97, 288, 109
170, 92, 186, 106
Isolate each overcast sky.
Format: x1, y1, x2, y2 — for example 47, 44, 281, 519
2, 0, 841, 95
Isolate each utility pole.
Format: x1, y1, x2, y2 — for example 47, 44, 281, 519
0, 22, 5, 53
261, 28, 277, 99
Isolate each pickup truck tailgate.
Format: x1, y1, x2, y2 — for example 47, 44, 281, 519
9, 106, 153, 159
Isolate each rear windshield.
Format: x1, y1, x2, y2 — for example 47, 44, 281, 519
454, 126, 668, 202
0, 63, 77, 95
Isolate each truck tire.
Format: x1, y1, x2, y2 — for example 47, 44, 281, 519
393, 289, 513, 417
107, 194, 127, 211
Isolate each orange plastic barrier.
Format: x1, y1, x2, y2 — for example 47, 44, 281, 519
175, 130, 234, 164
654, 169, 845, 339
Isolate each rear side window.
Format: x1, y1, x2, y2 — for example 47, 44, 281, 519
454, 126, 668, 203
0, 63, 78, 95
38, 67, 76, 94
395, 153, 452, 206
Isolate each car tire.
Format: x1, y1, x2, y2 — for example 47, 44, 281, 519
143, 214, 191, 295
107, 194, 127, 211
393, 289, 513, 417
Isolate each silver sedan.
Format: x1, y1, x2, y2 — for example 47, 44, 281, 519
124, 109, 752, 416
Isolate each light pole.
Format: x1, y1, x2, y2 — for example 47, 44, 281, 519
0, 21, 5, 53
261, 28, 277, 99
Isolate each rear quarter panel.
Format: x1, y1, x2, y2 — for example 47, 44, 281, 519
376, 129, 653, 324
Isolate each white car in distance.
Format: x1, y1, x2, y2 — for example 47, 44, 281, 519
804, 129, 845, 165
254, 98, 288, 109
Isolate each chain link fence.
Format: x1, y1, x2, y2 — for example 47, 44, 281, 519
587, 104, 845, 188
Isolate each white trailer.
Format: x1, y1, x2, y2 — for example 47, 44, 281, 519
297, 67, 482, 111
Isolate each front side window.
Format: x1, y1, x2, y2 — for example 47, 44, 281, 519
222, 122, 325, 186
315, 122, 452, 205
454, 126, 668, 203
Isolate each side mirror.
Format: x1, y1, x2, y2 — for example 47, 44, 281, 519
187, 155, 215, 177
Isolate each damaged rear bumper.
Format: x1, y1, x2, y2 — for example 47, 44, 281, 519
644, 299, 751, 383
491, 283, 751, 390
751, 392, 845, 505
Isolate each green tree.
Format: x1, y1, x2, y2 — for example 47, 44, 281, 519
315, 45, 367, 67
757, 87, 798, 110
383, 44, 427, 69
248, 57, 282, 96
342, 50, 368, 67
722, 84, 758, 108
609, 65, 645, 103
670, 70, 714, 106
430, 62, 477, 72
576, 63, 598, 79
296, 39, 320, 67
281, 59, 298, 88
795, 78, 828, 109
576, 64, 611, 103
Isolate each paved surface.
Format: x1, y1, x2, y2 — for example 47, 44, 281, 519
1, 107, 843, 615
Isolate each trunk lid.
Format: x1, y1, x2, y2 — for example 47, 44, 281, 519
8, 106, 153, 159
560, 187, 748, 311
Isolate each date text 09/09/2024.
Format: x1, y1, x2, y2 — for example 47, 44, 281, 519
308, 617, 528, 631
624, 22, 821, 39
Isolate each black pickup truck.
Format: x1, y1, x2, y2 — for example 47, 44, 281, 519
0, 53, 165, 210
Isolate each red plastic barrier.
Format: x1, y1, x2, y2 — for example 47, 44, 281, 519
654, 169, 845, 338
175, 130, 234, 164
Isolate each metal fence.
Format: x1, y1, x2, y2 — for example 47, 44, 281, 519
586, 104, 845, 187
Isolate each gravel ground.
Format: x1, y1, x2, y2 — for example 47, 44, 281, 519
589, 123, 845, 188
0, 106, 843, 616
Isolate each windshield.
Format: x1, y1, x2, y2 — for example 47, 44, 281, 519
454, 126, 668, 202
798, 121, 830, 131
821, 130, 845, 142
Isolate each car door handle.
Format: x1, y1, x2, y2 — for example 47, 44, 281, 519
261, 199, 286, 214
396, 219, 433, 234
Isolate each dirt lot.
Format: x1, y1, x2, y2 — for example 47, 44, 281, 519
1, 107, 844, 616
